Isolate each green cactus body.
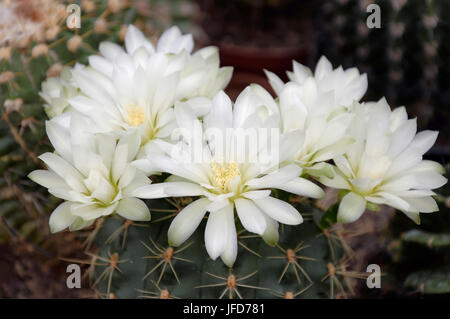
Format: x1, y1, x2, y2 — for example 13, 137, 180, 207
90, 198, 349, 299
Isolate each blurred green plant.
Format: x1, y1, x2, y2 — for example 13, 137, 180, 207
387, 164, 450, 295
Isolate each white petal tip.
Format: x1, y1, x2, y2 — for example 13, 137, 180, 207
221, 257, 235, 268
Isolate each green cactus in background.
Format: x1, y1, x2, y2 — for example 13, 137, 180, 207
387, 165, 450, 295
320, 0, 450, 148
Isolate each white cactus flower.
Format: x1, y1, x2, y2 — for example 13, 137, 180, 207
318, 99, 447, 224
276, 79, 355, 176
68, 48, 181, 155
88, 25, 232, 102
62, 25, 232, 174
28, 115, 151, 233
265, 56, 367, 109
176, 45, 233, 100
39, 66, 80, 118
132, 88, 324, 267
264, 57, 367, 178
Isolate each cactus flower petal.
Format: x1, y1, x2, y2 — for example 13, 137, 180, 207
262, 215, 279, 247
276, 177, 325, 199
254, 197, 303, 225
204, 204, 232, 260
28, 169, 68, 190
220, 206, 238, 267
337, 192, 367, 224
116, 198, 150, 221
157, 26, 193, 54
235, 198, 267, 235
168, 198, 210, 247
49, 202, 77, 233
125, 24, 155, 55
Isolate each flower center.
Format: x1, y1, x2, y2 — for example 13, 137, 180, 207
83, 168, 117, 204
127, 104, 146, 127
357, 155, 391, 180
211, 161, 240, 192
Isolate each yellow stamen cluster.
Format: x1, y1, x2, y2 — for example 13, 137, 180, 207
211, 161, 240, 192
127, 104, 146, 127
